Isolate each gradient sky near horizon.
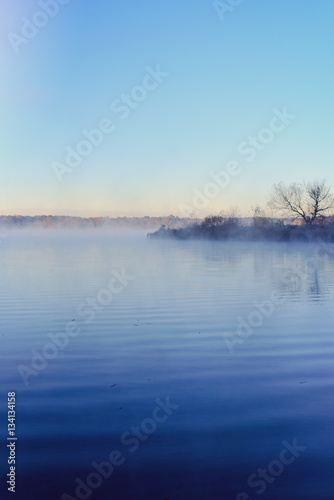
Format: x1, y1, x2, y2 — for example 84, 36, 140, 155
1, 0, 333, 217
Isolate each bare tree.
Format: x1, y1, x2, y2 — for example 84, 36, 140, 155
268, 180, 334, 225
201, 208, 240, 230
251, 205, 270, 227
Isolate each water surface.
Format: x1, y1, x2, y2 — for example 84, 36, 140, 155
0, 233, 333, 500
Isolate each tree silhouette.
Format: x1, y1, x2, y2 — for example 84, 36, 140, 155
268, 180, 334, 225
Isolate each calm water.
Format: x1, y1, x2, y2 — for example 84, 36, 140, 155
1, 232, 334, 500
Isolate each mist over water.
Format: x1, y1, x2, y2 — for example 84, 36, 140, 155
1, 232, 334, 500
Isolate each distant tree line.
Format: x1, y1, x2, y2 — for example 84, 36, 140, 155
151, 180, 334, 242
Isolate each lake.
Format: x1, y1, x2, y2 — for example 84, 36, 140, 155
1, 232, 333, 500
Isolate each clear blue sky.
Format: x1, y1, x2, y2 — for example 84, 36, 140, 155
1, 0, 333, 217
